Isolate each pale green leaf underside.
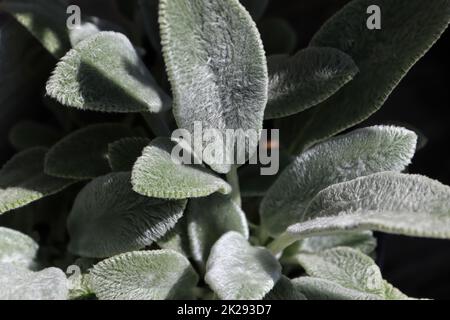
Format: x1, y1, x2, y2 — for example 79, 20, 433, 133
0, 227, 38, 268
1, 0, 70, 58
205, 232, 281, 300
288, 0, 450, 153
68, 172, 187, 258
132, 138, 231, 199
108, 137, 151, 172
187, 194, 249, 268
0, 147, 75, 215
264, 276, 307, 300
294, 247, 410, 300
265, 47, 358, 119
261, 126, 417, 236
0, 264, 68, 300
285, 172, 450, 242
9, 120, 60, 151
45, 123, 137, 179
46, 31, 170, 113
160, 0, 268, 173
90, 250, 198, 300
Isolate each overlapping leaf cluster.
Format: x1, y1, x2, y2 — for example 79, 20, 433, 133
0, 0, 449, 300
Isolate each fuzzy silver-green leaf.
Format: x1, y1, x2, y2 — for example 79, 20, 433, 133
45, 123, 137, 179
132, 138, 231, 199
0, 227, 38, 268
187, 194, 249, 268
68, 172, 187, 258
265, 48, 358, 119
90, 250, 198, 300
159, 0, 268, 173
205, 232, 281, 300
0, 147, 75, 215
260, 126, 417, 236
46, 31, 170, 113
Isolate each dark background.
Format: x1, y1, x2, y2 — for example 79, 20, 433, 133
0, 0, 449, 299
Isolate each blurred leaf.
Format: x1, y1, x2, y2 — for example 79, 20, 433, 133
205, 232, 281, 300
160, 0, 268, 173
264, 276, 307, 300
157, 215, 191, 257
68, 172, 186, 258
90, 250, 198, 299
0, 148, 75, 215
240, 0, 269, 21
288, 0, 450, 153
138, 0, 161, 51
265, 48, 358, 119
260, 126, 417, 236
45, 123, 137, 179
46, 32, 170, 113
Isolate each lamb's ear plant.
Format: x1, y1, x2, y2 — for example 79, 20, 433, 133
0, 0, 449, 300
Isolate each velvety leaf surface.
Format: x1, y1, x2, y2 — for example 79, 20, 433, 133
288, 0, 450, 153
205, 232, 281, 300
0, 227, 38, 268
160, 0, 268, 173
294, 247, 410, 300
46, 32, 170, 113
132, 138, 231, 199
1, 0, 70, 57
265, 48, 358, 119
69, 16, 124, 47
9, 120, 61, 151
108, 137, 151, 172
0, 147, 75, 215
285, 172, 450, 242
187, 194, 249, 267
0, 264, 68, 300
260, 126, 417, 236
68, 172, 187, 258
45, 123, 137, 179
264, 276, 307, 300
90, 250, 198, 300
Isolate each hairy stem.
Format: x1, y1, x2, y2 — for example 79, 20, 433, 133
267, 233, 296, 257
226, 166, 241, 207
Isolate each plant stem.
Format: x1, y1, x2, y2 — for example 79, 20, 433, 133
226, 166, 241, 207
142, 112, 171, 137
267, 233, 296, 257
